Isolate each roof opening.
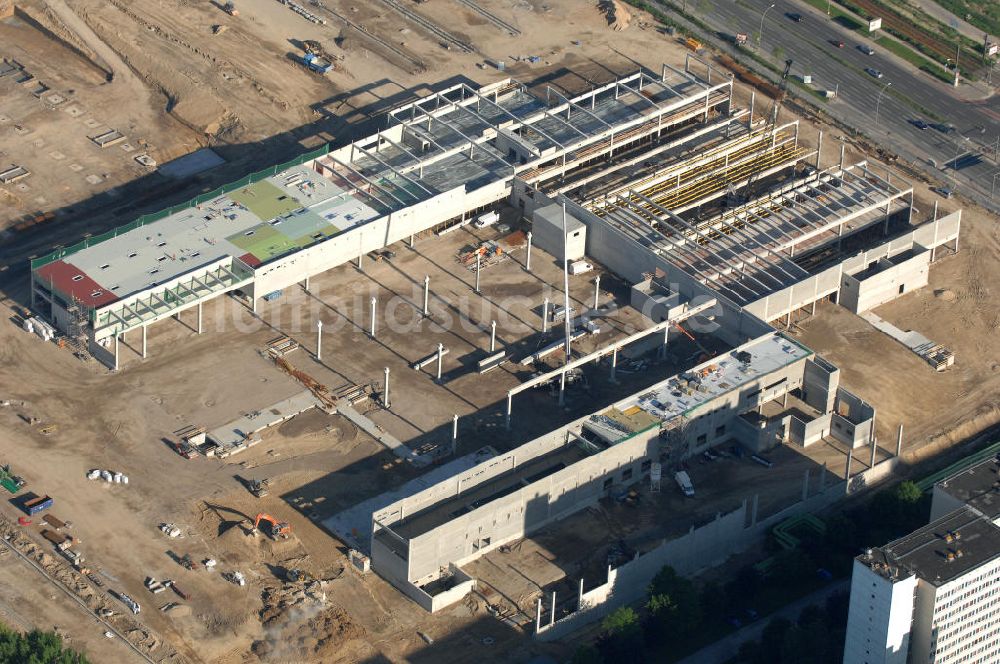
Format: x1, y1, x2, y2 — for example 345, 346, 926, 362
90, 290, 103, 298
71, 275, 84, 282
149, 268, 159, 275
157, 256, 167, 262
157, 241, 167, 247
128, 252, 138, 258
244, 230, 255, 236
100, 264, 110, 270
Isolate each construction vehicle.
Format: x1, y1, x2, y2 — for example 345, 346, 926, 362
458, 241, 505, 270
252, 513, 291, 539
286, 568, 314, 583
674, 470, 695, 497
299, 52, 333, 75
0, 465, 25, 494
741, 59, 793, 203
223, 1, 238, 16
248, 478, 270, 498
23, 494, 53, 515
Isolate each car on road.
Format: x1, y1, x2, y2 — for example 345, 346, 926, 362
910, 118, 929, 130
830, 39, 845, 48
933, 187, 954, 199
865, 67, 884, 79
786, 12, 803, 22
858, 44, 875, 55
931, 122, 954, 134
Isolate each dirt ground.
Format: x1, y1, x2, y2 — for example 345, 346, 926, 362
793, 191, 1000, 460
1, 0, 999, 662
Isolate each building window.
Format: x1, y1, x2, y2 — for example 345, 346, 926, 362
641, 460, 652, 472
696, 434, 707, 446
603, 477, 613, 490
622, 468, 633, 481
715, 425, 726, 438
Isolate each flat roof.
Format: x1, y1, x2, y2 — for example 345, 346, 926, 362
936, 456, 1000, 519
860, 506, 1000, 586
605, 332, 811, 435
383, 442, 591, 541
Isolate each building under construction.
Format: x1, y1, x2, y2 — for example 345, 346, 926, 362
27, 57, 962, 616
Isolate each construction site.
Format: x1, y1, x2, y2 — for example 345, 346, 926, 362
2, 0, 1000, 663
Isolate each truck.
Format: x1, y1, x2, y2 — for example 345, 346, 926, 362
674, 471, 695, 497
23, 494, 53, 515
113, 591, 140, 615
300, 52, 333, 75
569, 260, 594, 275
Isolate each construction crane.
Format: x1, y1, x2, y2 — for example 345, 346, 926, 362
252, 513, 291, 539
741, 59, 793, 204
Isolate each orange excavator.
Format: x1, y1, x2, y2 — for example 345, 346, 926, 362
252, 513, 291, 540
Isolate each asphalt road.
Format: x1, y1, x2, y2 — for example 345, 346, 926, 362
676, 579, 850, 664
653, 0, 1000, 210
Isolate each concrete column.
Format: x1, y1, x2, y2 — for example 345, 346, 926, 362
505, 391, 513, 430
782, 391, 789, 409
549, 591, 557, 627
369, 297, 377, 339
559, 370, 566, 406
409, 233, 415, 249
423, 276, 430, 317
845, 447, 852, 481
611, 346, 618, 383
141, 325, 147, 359
475, 252, 481, 294
525, 231, 533, 271
593, 275, 601, 309
535, 598, 543, 633
933, 199, 939, 222
870, 440, 877, 468
896, 424, 904, 457
197, 301, 203, 334
383, 367, 390, 409
490, 320, 496, 352
578, 578, 585, 610
839, 141, 846, 171
251, 296, 257, 314
436, 343, 444, 380
113, 333, 120, 371
802, 468, 810, 501
316, 320, 323, 360
661, 325, 669, 359
815, 130, 823, 170
542, 298, 549, 333
304, 275, 310, 292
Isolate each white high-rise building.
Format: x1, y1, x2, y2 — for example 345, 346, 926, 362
844, 506, 1000, 664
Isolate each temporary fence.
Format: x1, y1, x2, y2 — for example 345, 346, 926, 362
30, 144, 331, 271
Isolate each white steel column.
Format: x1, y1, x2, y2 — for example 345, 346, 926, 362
611, 346, 618, 383
505, 391, 512, 430
490, 321, 496, 352
542, 298, 550, 333
436, 343, 444, 380
197, 301, 203, 334
383, 367, 390, 409
369, 297, 377, 339
475, 252, 481, 293
114, 333, 120, 371
593, 275, 601, 309
316, 320, 323, 360
141, 325, 147, 359
525, 231, 533, 271
423, 276, 430, 317
452, 414, 459, 453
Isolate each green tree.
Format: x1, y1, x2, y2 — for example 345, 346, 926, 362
646, 566, 701, 639
895, 480, 922, 505
598, 606, 644, 662
570, 643, 604, 664
0, 626, 89, 664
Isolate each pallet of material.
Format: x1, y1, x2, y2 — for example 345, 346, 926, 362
89, 129, 126, 148
265, 336, 299, 358
0, 165, 30, 184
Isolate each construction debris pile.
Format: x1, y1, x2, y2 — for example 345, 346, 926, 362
252, 575, 362, 661
86, 469, 130, 484
0, 517, 180, 663
599, 0, 632, 31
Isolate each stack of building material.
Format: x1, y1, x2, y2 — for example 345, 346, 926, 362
23, 317, 56, 341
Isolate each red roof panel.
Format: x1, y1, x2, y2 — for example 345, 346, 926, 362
35, 260, 119, 309
238, 252, 262, 268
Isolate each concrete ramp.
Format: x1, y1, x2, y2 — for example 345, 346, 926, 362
335, 402, 424, 465
861, 312, 955, 371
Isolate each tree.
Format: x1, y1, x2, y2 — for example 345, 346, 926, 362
598, 607, 644, 662
570, 644, 604, 664
0, 626, 89, 664
646, 566, 701, 640
895, 480, 922, 505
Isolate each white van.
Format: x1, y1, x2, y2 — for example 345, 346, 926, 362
473, 211, 500, 229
